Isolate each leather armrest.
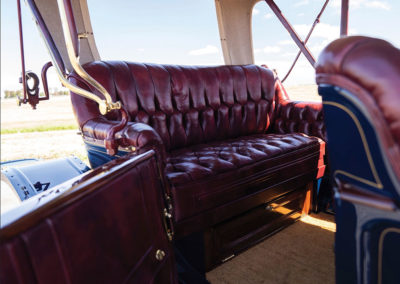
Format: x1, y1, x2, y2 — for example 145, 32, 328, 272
82, 117, 167, 161
273, 100, 326, 141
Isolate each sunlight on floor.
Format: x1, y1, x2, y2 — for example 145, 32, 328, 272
300, 214, 336, 232
207, 213, 336, 284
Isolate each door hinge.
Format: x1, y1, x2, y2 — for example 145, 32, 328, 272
163, 207, 174, 241
162, 194, 174, 241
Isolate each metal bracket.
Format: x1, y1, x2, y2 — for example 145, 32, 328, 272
78, 31, 93, 39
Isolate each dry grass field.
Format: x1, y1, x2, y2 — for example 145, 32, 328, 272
1, 96, 86, 163
1, 96, 78, 130
0, 85, 320, 164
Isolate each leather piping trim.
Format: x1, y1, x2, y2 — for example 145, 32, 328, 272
323, 101, 383, 189
378, 227, 400, 284
338, 184, 397, 212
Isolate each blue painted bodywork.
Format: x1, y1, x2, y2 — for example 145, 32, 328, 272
1, 157, 90, 201
319, 85, 400, 284
84, 142, 131, 169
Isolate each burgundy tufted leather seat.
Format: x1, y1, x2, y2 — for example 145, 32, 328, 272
69, 62, 326, 235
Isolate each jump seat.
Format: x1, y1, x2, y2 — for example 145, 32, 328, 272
69, 63, 326, 236
316, 36, 400, 284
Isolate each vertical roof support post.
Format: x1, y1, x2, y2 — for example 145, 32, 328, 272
16, 0, 27, 104
340, 0, 349, 37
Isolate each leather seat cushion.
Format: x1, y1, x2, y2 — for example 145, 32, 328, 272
165, 133, 325, 222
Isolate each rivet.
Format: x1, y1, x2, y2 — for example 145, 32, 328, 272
155, 249, 166, 261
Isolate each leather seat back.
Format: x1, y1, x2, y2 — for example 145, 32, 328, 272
70, 63, 277, 150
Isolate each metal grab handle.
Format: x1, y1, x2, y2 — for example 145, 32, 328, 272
104, 107, 130, 156
18, 71, 40, 108
24, 0, 120, 115
56, 0, 121, 114
41, 61, 52, 101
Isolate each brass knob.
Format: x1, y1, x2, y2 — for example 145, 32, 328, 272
155, 249, 166, 261
265, 205, 273, 211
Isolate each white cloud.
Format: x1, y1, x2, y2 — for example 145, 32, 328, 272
254, 48, 262, 54
278, 40, 293, 46
282, 52, 298, 57
365, 1, 390, 10
309, 40, 331, 56
136, 48, 145, 52
297, 13, 305, 17
188, 45, 219, 56
263, 46, 281, 53
253, 8, 260, 15
295, 0, 309, 7
253, 59, 315, 85
293, 23, 357, 42
331, 0, 390, 10
264, 13, 273, 19
294, 23, 340, 41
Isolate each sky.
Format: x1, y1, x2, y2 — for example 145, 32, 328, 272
1, 0, 399, 97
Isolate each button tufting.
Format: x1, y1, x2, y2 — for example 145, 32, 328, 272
165, 133, 319, 185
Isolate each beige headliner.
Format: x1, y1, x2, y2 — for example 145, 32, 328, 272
34, 0, 262, 69
215, 0, 261, 65
35, 0, 99, 72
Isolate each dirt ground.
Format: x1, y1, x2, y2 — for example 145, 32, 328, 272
1, 96, 78, 130
1, 96, 85, 163
0, 85, 320, 164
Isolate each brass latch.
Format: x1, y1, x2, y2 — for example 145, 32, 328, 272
162, 208, 174, 241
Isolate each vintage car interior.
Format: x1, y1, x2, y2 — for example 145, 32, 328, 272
0, 0, 399, 283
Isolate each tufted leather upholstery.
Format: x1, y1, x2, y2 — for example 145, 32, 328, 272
166, 133, 324, 221
167, 133, 320, 184
272, 80, 326, 141
69, 62, 326, 234
274, 101, 326, 141
70, 63, 276, 151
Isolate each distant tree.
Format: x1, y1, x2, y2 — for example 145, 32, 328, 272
51, 87, 69, 96
4, 90, 12, 98
2, 86, 69, 99
3, 89, 23, 99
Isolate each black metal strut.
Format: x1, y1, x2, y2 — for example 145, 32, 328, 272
16, 0, 52, 109
263, 0, 331, 82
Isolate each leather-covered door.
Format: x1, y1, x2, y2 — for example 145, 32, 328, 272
0, 151, 177, 284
